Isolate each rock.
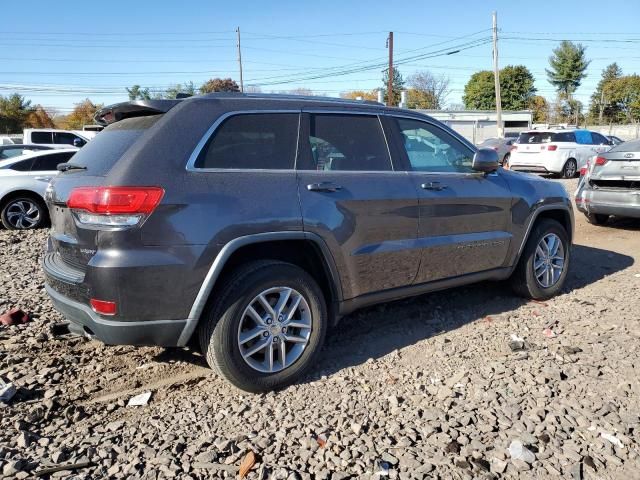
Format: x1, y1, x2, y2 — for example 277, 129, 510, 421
491, 458, 507, 474
508, 440, 535, 464
351, 422, 363, 435
3, 460, 25, 476
0, 378, 17, 403
570, 462, 583, 480
509, 334, 526, 351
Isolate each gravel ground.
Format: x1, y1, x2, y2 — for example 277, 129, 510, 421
1, 178, 640, 479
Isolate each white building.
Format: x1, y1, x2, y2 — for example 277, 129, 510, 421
416, 109, 533, 144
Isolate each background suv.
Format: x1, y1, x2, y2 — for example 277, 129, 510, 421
509, 128, 612, 178
43, 94, 573, 392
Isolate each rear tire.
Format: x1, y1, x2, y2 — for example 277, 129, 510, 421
0, 195, 48, 230
198, 260, 327, 392
585, 213, 609, 225
561, 159, 577, 179
511, 218, 570, 300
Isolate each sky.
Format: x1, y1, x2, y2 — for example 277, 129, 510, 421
4, 0, 640, 115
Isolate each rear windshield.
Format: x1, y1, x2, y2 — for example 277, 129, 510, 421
66, 115, 161, 175
610, 138, 640, 152
516, 132, 553, 144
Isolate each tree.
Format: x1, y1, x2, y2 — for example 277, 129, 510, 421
126, 85, 151, 101
382, 68, 404, 105
529, 95, 549, 123
589, 63, 623, 123
61, 99, 101, 129
604, 75, 640, 123
0, 94, 33, 133
340, 90, 379, 101
200, 78, 240, 94
163, 82, 196, 99
25, 105, 55, 128
462, 66, 536, 110
405, 71, 450, 109
546, 41, 590, 97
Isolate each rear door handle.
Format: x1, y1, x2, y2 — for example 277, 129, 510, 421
34, 176, 52, 182
421, 181, 447, 191
307, 182, 343, 193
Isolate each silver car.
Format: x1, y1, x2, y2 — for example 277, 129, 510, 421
0, 149, 76, 229
478, 137, 515, 166
575, 139, 640, 225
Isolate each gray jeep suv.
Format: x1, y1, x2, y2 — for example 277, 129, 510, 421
43, 93, 573, 392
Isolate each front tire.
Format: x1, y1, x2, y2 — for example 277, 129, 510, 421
585, 213, 609, 225
511, 218, 570, 300
561, 159, 577, 179
199, 260, 327, 392
1, 196, 48, 230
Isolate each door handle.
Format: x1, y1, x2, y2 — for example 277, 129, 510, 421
34, 176, 52, 182
421, 181, 447, 191
307, 182, 343, 193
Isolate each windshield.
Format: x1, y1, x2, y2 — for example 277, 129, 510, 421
67, 115, 161, 175
516, 132, 553, 144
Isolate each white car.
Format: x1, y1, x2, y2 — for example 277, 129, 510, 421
509, 129, 612, 178
0, 149, 76, 229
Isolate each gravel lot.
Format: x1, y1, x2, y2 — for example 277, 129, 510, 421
1, 178, 639, 479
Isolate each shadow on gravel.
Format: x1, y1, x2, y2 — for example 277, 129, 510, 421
304, 243, 633, 383
600, 217, 640, 231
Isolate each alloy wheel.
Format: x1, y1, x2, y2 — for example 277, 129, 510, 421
237, 286, 312, 373
5, 200, 40, 229
533, 233, 565, 288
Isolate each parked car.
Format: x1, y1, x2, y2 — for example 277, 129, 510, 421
23, 129, 94, 149
0, 135, 23, 145
0, 149, 76, 229
607, 135, 625, 146
509, 129, 612, 178
478, 137, 515, 166
575, 138, 640, 225
0, 144, 52, 160
43, 94, 574, 392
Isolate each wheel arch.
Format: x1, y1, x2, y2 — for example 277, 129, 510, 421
514, 205, 574, 266
177, 232, 342, 346
0, 189, 46, 208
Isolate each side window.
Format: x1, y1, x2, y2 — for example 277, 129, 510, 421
574, 131, 592, 145
31, 132, 53, 144
8, 159, 33, 171
0, 148, 24, 159
195, 113, 298, 170
396, 118, 474, 173
31, 152, 74, 171
54, 132, 86, 146
552, 132, 576, 142
591, 132, 608, 145
302, 114, 391, 171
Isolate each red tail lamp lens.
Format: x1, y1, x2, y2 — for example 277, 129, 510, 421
90, 299, 117, 316
68, 187, 164, 215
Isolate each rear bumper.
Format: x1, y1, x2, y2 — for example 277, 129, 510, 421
575, 185, 640, 218
45, 284, 191, 347
509, 165, 551, 174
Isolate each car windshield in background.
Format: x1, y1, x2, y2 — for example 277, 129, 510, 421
609, 138, 640, 152
66, 115, 161, 175
516, 132, 553, 144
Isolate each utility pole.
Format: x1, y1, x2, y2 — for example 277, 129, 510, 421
236, 27, 244, 93
492, 12, 503, 138
386, 32, 394, 107
598, 90, 604, 124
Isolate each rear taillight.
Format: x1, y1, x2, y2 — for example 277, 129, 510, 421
595, 156, 608, 166
547, 145, 557, 151
68, 186, 164, 228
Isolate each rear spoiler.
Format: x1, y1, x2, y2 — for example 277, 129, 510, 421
94, 100, 182, 126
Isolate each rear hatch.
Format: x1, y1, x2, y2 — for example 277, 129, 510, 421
589, 140, 640, 189
48, 114, 163, 274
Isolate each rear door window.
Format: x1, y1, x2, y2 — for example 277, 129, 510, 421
54, 132, 86, 146
591, 132, 609, 145
8, 159, 34, 171
31, 132, 53, 144
67, 115, 161, 175
195, 113, 299, 170
299, 113, 391, 171
551, 132, 576, 143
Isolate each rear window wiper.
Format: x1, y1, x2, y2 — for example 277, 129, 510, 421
57, 163, 87, 172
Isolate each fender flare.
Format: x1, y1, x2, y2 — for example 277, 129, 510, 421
177, 231, 342, 346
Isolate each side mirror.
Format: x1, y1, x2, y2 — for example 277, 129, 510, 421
472, 148, 500, 173
73, 138, 85, 148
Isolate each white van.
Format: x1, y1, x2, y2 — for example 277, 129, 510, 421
509, 129, 612, 178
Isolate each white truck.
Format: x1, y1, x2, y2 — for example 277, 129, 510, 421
23, 129, 97, 149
